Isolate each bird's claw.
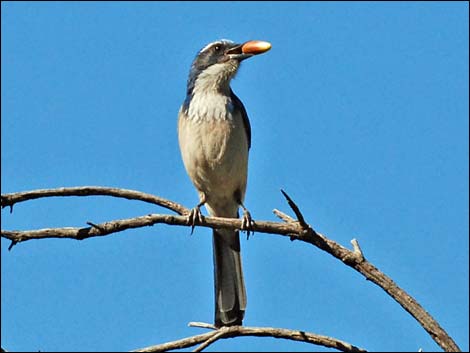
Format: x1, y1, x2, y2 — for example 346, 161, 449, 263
241, 209, 254, 239
188, 206, 204, 235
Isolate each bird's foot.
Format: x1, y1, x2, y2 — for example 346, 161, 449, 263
187, 206, 204, 235
241, 209, 254, 239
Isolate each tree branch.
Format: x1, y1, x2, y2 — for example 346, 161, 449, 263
132, 324, 367, 352
0, 187, 461, 352
1, 214, 296, 243
131, 331, 216, 353
192, 329, 227, 352
0, 186, 188, 215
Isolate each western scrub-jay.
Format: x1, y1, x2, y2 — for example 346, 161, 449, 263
178, 39, 271, 326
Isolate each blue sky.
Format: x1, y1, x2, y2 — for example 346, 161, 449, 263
1, 2, 468, 352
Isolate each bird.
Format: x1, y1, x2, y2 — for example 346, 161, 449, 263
177, 39, 271, 326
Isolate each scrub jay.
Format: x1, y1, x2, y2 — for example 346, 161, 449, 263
177, 39, 271, 326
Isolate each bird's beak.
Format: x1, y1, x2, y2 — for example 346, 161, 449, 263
226, 40, 271, 61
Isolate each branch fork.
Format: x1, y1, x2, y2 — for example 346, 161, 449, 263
132, 322, 368, 352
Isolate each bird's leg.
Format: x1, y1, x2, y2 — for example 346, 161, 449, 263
239, 201, 254, 239
188, 192, 206, 235
234, 190, 254, 238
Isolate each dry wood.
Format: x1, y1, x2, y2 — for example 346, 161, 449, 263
1, 187, 461, 352
133, 324, 367, 352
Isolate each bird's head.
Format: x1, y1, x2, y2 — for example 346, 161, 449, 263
186, 39, 271, 96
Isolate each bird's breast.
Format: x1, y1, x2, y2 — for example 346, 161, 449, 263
186, 92, 233, 122
178, 97, 249, 211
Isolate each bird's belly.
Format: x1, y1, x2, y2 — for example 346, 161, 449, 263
178, 116, 249, 214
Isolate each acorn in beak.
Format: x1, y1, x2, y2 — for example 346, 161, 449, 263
226, 40, 272, 61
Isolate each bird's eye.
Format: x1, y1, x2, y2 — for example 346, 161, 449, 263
214, 45, 221, 52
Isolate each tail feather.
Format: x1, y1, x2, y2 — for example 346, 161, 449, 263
213, 228, 246, 326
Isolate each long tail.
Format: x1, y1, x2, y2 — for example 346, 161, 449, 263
213, 228, 246, 326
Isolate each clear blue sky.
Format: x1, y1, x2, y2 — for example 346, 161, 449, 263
1, 2, 468, 352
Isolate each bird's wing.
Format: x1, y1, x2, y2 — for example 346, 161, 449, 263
230, 90, 251, 150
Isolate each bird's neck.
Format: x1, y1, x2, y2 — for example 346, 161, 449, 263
184, 66, 235, 121
188, 65, 233, 97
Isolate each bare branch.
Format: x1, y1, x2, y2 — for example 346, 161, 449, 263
1, 214, 297, 244
133, 325, 367, 352
188, 322, 217, 330
273, 208, 295, 223
280, 189, 308, 227
0, 186, 189, 215
350, 238, 364, 261
131, 331, 216, 352
0, 187, 461, 352
192, 330, 227, 352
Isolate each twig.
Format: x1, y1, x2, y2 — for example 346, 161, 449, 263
188, 322, 217, 330
351, 238, 364, 261
192, 329, 228, 352
133, 325, 367, 352
273, 208, 295, 223
280, 189, 308, 228
7, 240, 17, 251
131, 331, 216, 352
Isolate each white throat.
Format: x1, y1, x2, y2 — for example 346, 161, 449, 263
187, 62, 238, 122
187, 91, 234, 122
